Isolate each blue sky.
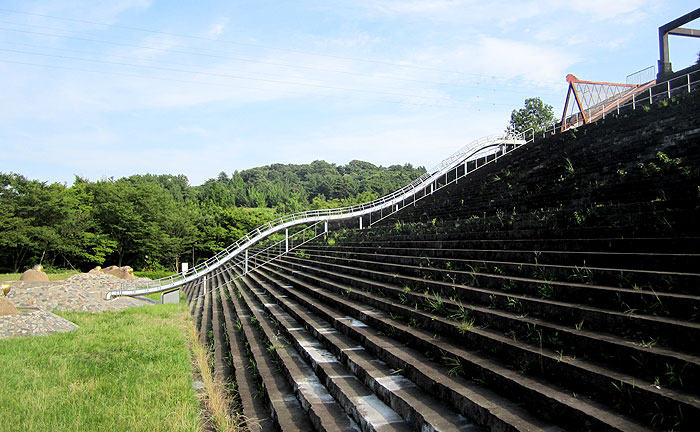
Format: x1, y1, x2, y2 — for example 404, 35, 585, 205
1, 0, 699, 185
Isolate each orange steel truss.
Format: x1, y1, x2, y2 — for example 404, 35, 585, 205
560, 74, 656, 131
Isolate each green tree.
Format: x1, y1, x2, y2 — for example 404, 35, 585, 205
506, 97, 555, 135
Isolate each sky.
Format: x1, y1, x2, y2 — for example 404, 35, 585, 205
1, 0, 699, 186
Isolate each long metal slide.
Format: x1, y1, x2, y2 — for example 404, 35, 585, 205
107, 131, 532, 299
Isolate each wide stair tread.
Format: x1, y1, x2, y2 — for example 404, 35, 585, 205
231, 270, 396, 432
258, 263, 655, 431
226, 277, 316, 432
243, 268, 484, 432
218, 282, 275, 431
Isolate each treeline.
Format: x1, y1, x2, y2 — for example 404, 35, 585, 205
0, 160, 424, 273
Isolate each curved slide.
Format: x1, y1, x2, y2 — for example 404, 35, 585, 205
107, 131, 531, 299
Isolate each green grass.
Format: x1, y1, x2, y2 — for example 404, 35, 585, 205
0, 270, 81, 281
0, 303, 200, 432
134, 270, 177, 279
143, 292, 164, 302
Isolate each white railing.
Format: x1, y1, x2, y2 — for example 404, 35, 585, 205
108, 68, 699, 300
106, 132, 529, 299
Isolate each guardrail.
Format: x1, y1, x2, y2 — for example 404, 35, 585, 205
106, 132, 529, 299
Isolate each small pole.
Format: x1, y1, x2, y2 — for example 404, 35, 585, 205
285, 229, 289, 254
667, 81, 671, 99
244, 250, 248, 275
632, 93, 636, 110
324, 220, 328, 233
688, 74, 691, 93
617, 100, 620, 115
649, 87, 652, 104
359, 216, 363, 229
602, 103, 605, 119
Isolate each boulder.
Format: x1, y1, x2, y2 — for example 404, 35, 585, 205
20, 269, 49, 282
0, 297, 19, 316
102, 265, 136, 280
88, 266, 103, 274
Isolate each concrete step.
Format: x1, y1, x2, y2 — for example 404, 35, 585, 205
238, 268, 470, 432
247, 266, 571, 431
252, 252, 700, 395
230, 272, 373, 432
217, 282, 275, 431
282, 252, 700, 321
242, 268, 486, 432
226, 277, 316, 432
300, 246, 700, 295
255, 263, 657, 431
262, 259, 700, 414
271, 255, 700, 358
305, 244, 699, 273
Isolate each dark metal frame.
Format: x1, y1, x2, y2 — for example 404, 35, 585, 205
658, 8, 700, 80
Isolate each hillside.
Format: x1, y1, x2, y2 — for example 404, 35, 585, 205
0, 160, 425, 273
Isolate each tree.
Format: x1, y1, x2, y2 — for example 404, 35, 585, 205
506, 97, 555, 135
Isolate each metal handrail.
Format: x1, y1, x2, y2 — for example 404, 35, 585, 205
107, 131, 528, 298
107, 69, 699, 299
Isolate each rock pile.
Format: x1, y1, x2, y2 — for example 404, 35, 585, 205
90, 265, 136, 280
19, 264, 49, 282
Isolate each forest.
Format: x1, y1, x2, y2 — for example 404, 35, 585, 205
0, 160, 425, 273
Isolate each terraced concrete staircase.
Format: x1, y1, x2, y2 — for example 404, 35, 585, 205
183, 90, 700, 431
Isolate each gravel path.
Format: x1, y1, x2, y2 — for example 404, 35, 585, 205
0, 273, 153, 339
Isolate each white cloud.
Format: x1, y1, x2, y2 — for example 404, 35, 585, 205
407, 36, 579, 90
28, 0, 152, 28
568, 0, 651, 21
207, 18, 228, 39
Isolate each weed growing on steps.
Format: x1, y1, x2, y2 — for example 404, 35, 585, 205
441, 353, 465, 377
502, 281, 517, 292
547, 331, 564, 349
563, 157, 575, 177
506, 297, 524, 314
516, 357, 534, 373
425, 292, 447, 315
569, 263, 592, 283
533, 251, 542, 265
636, 337, 658, 348
537, 284, 557, 299
189, 318, 253, 432
457, 318, 476, 335
450, 303, 471, 322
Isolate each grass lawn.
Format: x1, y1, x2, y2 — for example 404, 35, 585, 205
0, 303, 201, 432
0, 270, 81, 281
143, 292, 164, 302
